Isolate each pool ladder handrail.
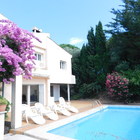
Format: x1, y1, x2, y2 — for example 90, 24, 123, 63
92, 100, 103, 110
96, 100, 102, 106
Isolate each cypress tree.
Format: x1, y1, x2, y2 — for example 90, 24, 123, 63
95, 21, 106, 55
72, 22, 108, 99
77, 25, 108, 98
86, 27, 96, 55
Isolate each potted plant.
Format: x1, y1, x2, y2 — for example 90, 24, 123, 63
0, 96, 10, 118
0, 96, 8, 111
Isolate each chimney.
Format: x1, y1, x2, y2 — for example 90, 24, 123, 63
32, 27, 42, 33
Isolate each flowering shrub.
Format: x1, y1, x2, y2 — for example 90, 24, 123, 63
0, 19, 40, 83
106, 72, 129, 100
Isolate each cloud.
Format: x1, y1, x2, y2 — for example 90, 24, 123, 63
69, 37, 84, 45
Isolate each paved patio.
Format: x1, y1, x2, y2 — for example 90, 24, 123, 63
4, 99, 100, 139
4, 134, 38, 140
4, 99, 140, 139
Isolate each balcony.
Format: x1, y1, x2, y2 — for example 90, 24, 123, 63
32, 68, 50, 78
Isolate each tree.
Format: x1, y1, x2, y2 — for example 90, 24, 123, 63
86, 27, 96, 55
59, 44, 80, 57
79, 27, 96, 85
94, 22, 109, 86
106, 0, 140, 69
79, 27, 95, 85
106, 0, 140, 99
0, 19, 39, 84
73, 23, 108, 99
95, 21, 106, 55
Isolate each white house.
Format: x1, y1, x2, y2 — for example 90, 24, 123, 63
0, 14, 76, 129
22, 27, 76, 106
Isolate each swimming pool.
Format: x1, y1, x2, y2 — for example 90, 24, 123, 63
48, 106, 140, 140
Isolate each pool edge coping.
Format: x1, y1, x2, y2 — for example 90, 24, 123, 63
24, 105, 140, 140
24, 105, 108, 140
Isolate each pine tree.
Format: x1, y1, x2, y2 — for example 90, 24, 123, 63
105, 0, 140, 100
107, 0, 140, 68
94, 21, 108, 72
95, 21, 106, 55
86, 27, 96, 55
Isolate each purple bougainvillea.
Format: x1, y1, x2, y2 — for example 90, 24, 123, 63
0, 19, 40, 83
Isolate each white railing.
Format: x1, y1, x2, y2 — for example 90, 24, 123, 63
92, 100, 103, 110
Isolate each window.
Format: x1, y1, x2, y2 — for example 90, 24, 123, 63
35, 53, 42, 61
60, 60, 67, 69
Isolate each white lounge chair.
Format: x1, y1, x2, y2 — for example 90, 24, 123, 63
35, 103, 59, 120
22, 104, 46, 125
49, 97, 71, 116
59, 97, 79, 113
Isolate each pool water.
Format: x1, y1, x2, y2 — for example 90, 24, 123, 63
48, 106, 140, 140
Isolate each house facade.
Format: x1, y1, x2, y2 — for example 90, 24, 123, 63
3, 28, 76, 106
22, 28, 76, 106
0, 14, 76, 128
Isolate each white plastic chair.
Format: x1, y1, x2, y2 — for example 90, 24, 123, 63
49, 97, 71, 116
22, 104, 46, 125
35, 103, 59, 120
59, 97, 79, 113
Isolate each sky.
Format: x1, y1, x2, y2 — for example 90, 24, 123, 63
1, 0, 123, 48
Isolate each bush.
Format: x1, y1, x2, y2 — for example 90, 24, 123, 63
121, 68, 140, 96
115, 61, 129, 72
106, 72, 129, 102
79, 83, 102, 98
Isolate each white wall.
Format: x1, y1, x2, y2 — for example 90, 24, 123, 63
34, 47, 47, 69
45, 37, 76, 84
32, 32, 76, 84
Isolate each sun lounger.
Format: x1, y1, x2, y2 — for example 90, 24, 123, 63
49, 97, 71, 116
22, 104, 46, 125
59, 97, 79, 113
35, 103, 59, 120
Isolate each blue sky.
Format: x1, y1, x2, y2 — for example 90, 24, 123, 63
1, 0, 123, 48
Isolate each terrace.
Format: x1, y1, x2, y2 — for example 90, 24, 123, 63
5, 100, 96, 136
